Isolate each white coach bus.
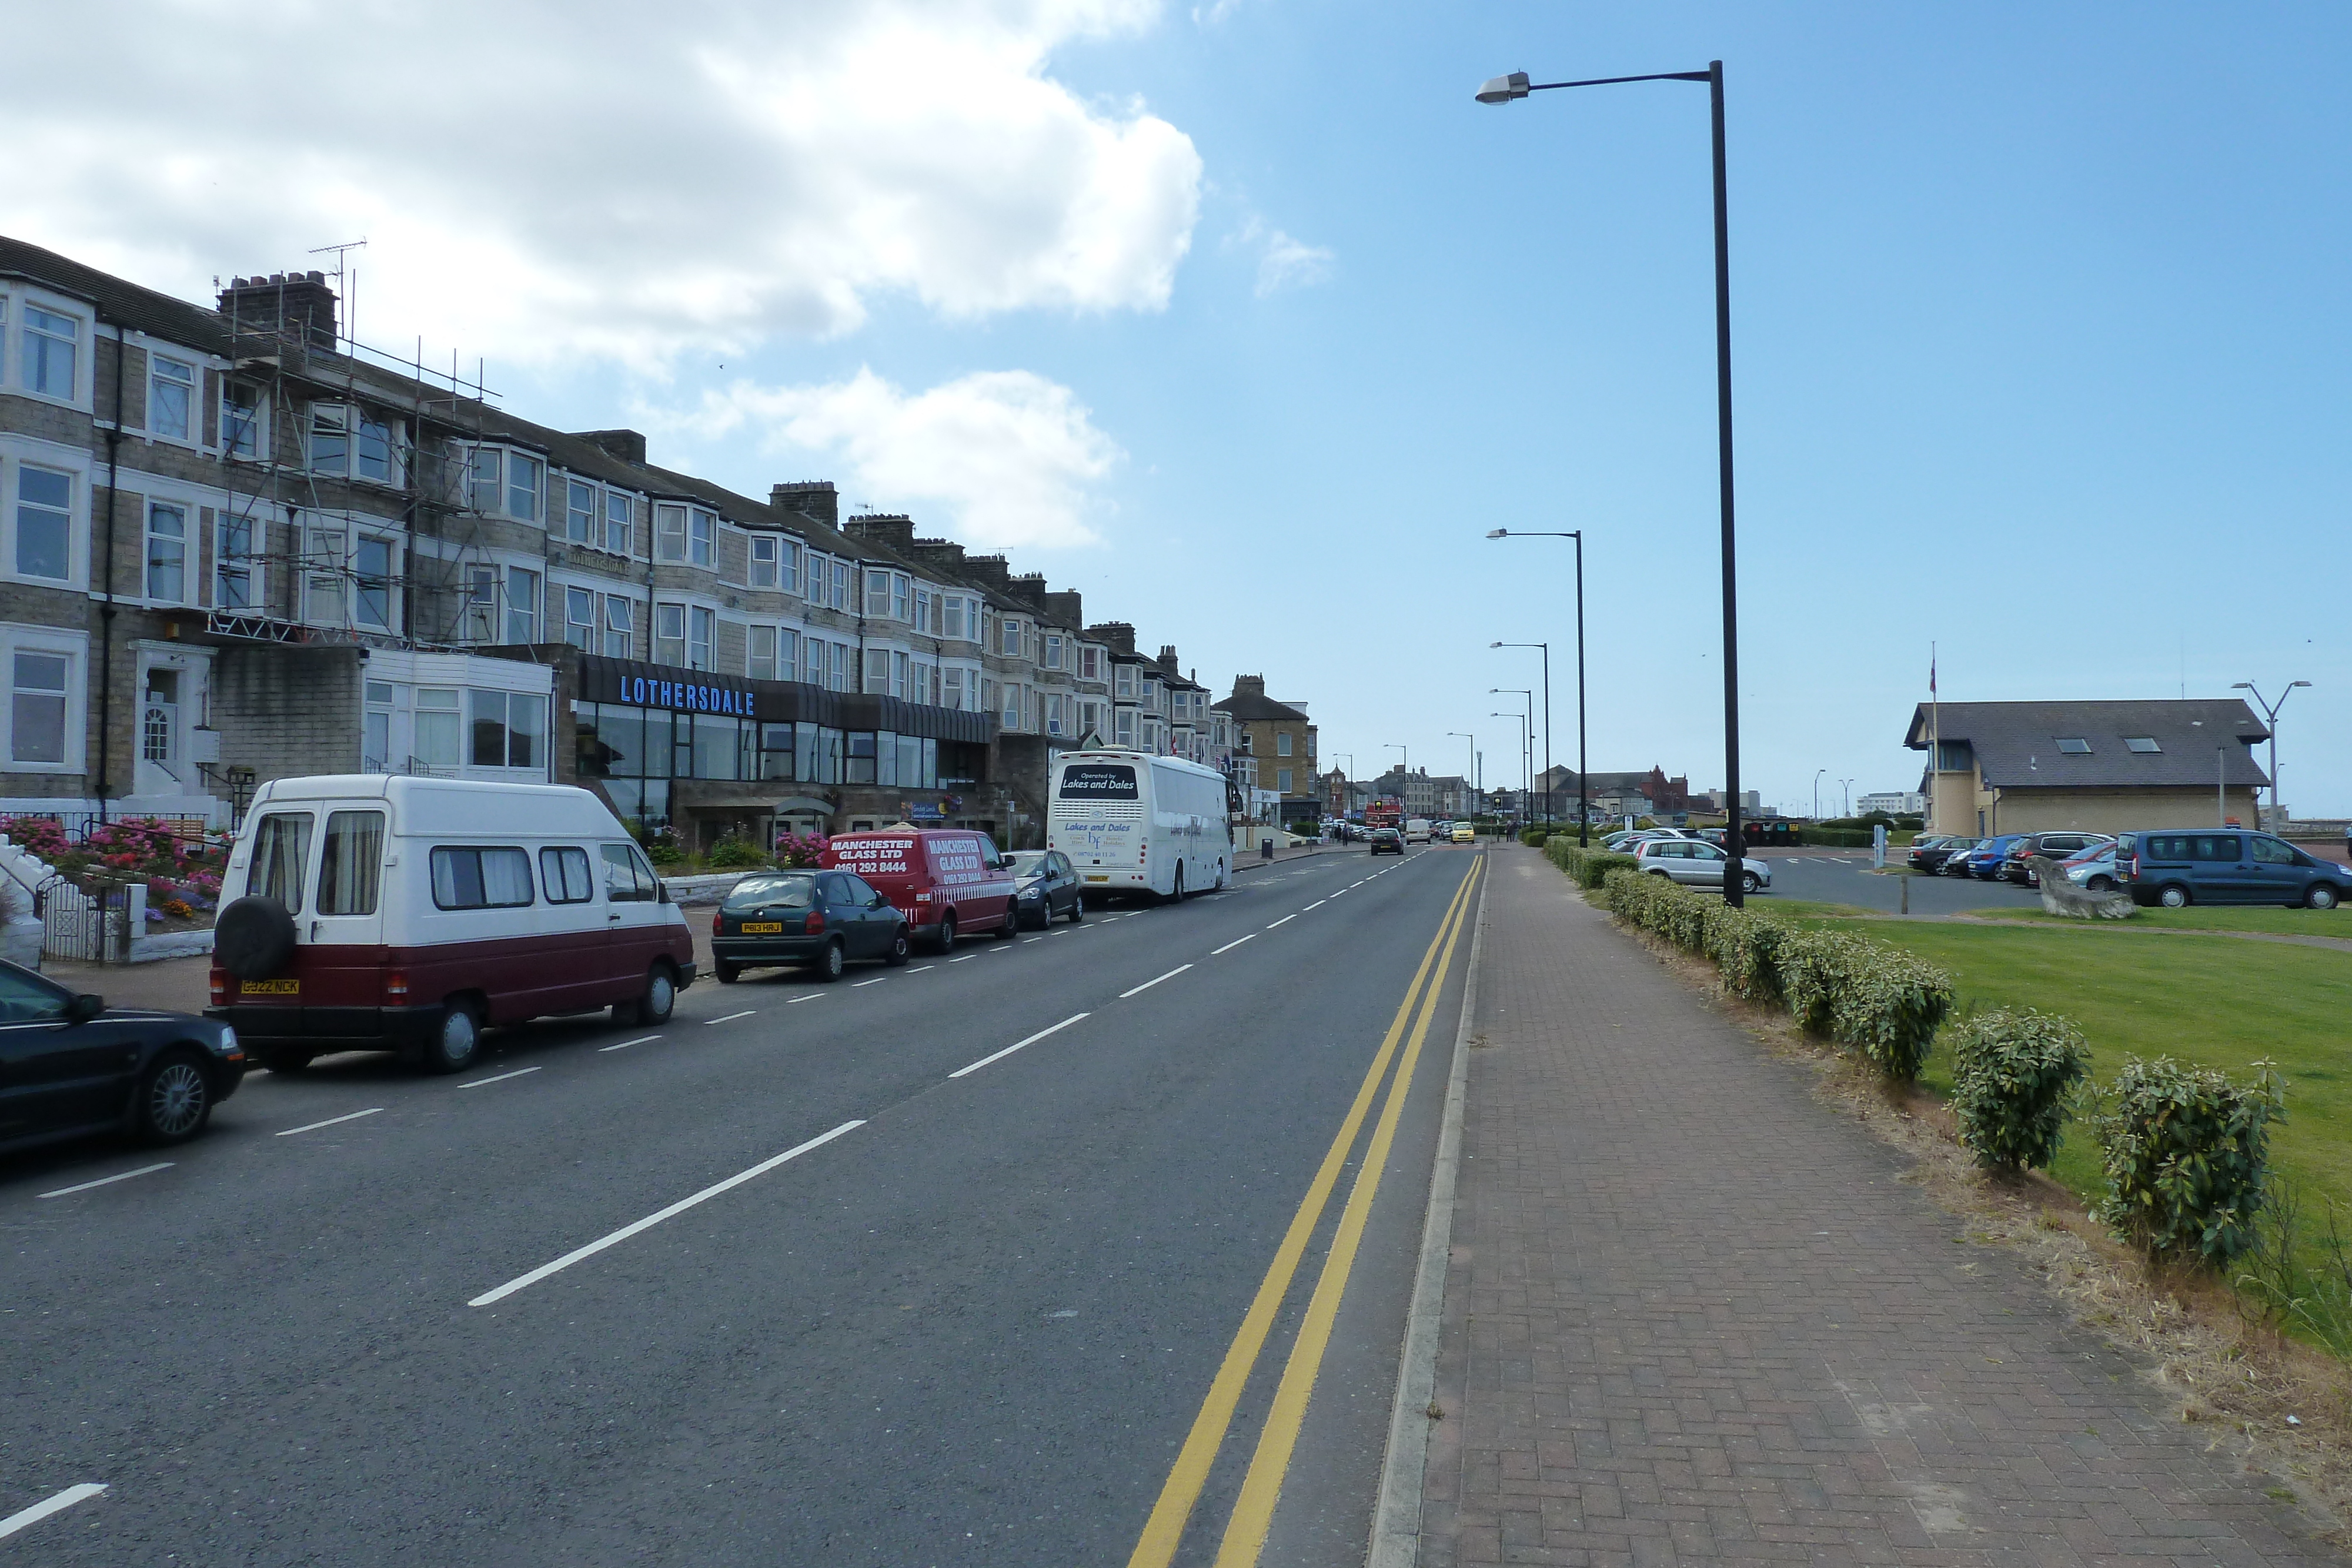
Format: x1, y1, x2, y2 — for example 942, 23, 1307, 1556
1047, 748, 1233, 900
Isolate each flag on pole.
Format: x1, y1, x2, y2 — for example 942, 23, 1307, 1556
1929, 650, 1937, 696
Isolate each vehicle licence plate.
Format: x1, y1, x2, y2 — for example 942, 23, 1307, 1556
1084, 875, 1110, 883
739, 921, 784, 934
242, 978, 299, 995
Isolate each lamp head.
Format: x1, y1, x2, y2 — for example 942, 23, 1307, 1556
1475, 71, 1531, 104
2233, 681, 2251, 690
1485, 528, 1508, 539
1488, 641, 1503, 648
2293, 680, 2313, 688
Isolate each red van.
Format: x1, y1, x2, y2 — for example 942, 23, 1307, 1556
821, 828, 1016, 953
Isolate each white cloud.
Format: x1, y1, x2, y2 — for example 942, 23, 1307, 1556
693, 368, 1123, 548
2, 1, 1201, 370
1230, 216, 1334, 297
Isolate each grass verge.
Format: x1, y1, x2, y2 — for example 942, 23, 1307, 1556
1962, 904, 2352, 938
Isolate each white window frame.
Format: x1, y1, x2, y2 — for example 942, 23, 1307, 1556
748, 534, 779, 589
749, 623, 777, 680
506, 452, 544, 523
605, 489, 636, 556
654, 601, 687, 667
146, 350, 198, 446
504, 564, 539, 643
309, 402, 351, 476
221, 380, 266, 462
3, 441, 89, 589
20, 300, 82, 406
655, 503, 689, 563
352, 534, 397, 631
0, 624, 89, 774
144, 500, 190, 606
215, 505, 262, 611
689, 507, 716, 568
688, 604, 715, 670
603, 593, 634, 659
864, 567, 893, 618
564, 584, 598, 651
564, 477, 599, 545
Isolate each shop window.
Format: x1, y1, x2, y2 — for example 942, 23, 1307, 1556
846, 731, 877, 784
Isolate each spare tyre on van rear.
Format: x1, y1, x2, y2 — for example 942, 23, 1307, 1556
213, 896, 297, 981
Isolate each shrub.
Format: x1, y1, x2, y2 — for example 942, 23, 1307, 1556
1776, 927, 1953, 1081
1949, 1008, 2092, 1172
775, 831, 830, 869
1700, 901, 1786, 1004
2095, 1057, 2284, 1268
1519, 826, 1549, 847
706, 834, 767, 870
1543, 837, 1638, 889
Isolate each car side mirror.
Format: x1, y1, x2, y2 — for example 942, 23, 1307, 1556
65, 993, 103, 1024
656, 881, 671, 904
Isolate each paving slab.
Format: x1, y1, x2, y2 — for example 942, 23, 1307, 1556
1418, 842, 2338, 1567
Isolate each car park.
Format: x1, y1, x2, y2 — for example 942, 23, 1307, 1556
1369, 827, 1404, 855
824, 827, 1016, 951
713, 869, 913, 981
1631, 837, 1772, 895
206, 775, 694, 1075
2124, 830, 2352, 908
2002, 831, 2113, 886
0, 959, 247, 1155
1007, 850, 1085, 927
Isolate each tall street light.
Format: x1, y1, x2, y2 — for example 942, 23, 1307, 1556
1813, 768, 1826, 822
2233, 680, 2311, 828
1492, 641, 1551, 828
1448, 731, 1475, 816
1840, 778, 1855, 819
1476, 61, 1746, 904
1488, 528, 1589, 844
1491, 688, 1531, 823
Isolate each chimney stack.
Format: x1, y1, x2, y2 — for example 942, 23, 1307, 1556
575, 429, 647, 465
218, 269, 338, 352
771, 482, 838, 530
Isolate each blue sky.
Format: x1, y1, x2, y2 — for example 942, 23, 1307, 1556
21, 3, 2348, 815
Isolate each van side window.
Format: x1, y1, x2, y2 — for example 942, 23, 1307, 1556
318, 811, 385, 916
430, 847, 536, 910
250, 813, 313, 914
542, 847, 595, 902
600, 843, 652, 903
2196, 835, 2240, 862
2251, 836, 2297, 865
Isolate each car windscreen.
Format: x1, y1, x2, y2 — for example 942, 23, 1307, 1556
1058, 764, 1139, 800
724, 873, 817, 911
1007, 852, 1047, 876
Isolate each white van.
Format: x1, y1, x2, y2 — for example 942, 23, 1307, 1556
205, 776, 694, 1074
1405, 818, 1434, 843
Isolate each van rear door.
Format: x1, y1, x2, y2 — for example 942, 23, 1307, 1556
306, 808, 389, 1024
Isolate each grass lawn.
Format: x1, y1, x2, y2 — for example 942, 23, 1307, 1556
1790, 915, 2352, 1222
1962, 904, 2352, 938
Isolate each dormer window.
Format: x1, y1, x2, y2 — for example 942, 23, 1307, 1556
2124, 736, 2161, 753
2054, 737, 2091, 754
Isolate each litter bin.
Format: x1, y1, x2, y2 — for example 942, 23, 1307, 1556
1261, 835, 1274, 860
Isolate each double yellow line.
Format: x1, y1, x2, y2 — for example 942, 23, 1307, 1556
1127, 854, 1484, 1568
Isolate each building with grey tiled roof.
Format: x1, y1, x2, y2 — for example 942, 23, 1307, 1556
1903, 698, 2270, 836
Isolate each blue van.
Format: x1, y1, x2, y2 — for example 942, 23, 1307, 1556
2124, 830, 2352, 909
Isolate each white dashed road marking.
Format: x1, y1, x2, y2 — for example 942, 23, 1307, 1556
599, 1034, 663, 1052
704, 1010, 758, 1024
1210, 935, 1255, 955
0, 1483, 107, 1540
458, 1066, 543, 1088
1119, 964, 1193, 999
276, 1108, 384, 1136
39, 1165, 171, 1199
948, 1012, 1091, 1079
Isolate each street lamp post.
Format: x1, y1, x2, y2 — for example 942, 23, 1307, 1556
1448, 731, 1475, 818
1491, 641, 1551, 828
1840, 778, 1855, 819
1490, 690, 1531, 825
1488, 528, 1589, 843
1813, 769, 1826, 822
1477, 59, 1745, 904
2232, 681, 2311, 828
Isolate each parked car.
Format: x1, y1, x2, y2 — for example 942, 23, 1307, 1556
823, 828, 1017, 953
2124, 830, 2352, 909
1006, 850, 1085, 928
1369, 827, 1404, 855
1906, 834, 1965, 872
2061, 838, 2127, 892
2002, 831, 2113, 886
1962, 835, 2026, 878
1935, 838, 1983, 875
1631, 837, 1773, 895
713, 868, 913, 981
1, 959, 247, 1155
206, 775, 694, 1075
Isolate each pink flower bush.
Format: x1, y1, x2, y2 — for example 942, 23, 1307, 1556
2, 815, 228, 907
774, 831, 831, 869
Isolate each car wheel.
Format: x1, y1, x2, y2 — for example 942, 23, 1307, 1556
1742, 871, 1763, 894
931, 914, 957, 954
260, 1049, 313, 1074
637, 966, 677, 1023
2158, 884, 2191, 909
132, 1050, 213, 1145
1068, 892, 1085, 922
421, 1000, 483, 1074
2308, 884, 2338, 911
715, 959, 741, 984
2086, 876, 2115, 892
883, 927, 911, 965
811, 940, 846, 981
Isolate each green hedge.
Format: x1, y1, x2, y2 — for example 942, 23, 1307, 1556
1543, 837, 1639, 889
1950, 1008, 2092, 1172
1518, 826, 1549, 847
2095, 1057, 2283, 1266
1596, 867, 1952, 1082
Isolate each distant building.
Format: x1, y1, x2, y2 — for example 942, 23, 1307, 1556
1214, 676, 1317, 825
1855, 791, 1926, 817
1905, 699, 2268, 836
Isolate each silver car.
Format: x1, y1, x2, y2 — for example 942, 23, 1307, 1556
1633, 837, 1772, 894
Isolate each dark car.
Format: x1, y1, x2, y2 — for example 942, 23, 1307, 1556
1007, 850, 1085, 928
1962, 835, 2026, 878
1934, 837, 1982, 875
1369, 828, 1404, 855
1906, 834, 1957, 872
0, 958, 246, 1156
2002, 831, 2113, 886
711, 869, 911, 983
2125, 830, 2352, 909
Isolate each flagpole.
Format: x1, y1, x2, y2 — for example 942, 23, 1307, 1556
1930, 641, 1940, 834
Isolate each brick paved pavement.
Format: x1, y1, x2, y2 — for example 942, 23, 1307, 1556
1417, 843, 2337, 1567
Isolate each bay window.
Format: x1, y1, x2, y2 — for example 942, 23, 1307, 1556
149, 355, 195, 441
688, 606, 714, 670
566, 586, 597, 651
22, 305, 76, 400
146, 503, 189, 602
10, 649, 70, 765
689, 508, 715, 567
566, 479, 597, 544
310, 404, 350, 474
15, 466, 72, 582
504, 566, 539, 643
749, 535, 779, 588
604, 595, 633, 658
